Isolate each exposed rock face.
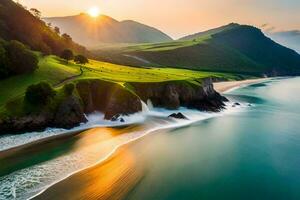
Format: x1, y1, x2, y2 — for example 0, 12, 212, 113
0, 114, 52, 134
131, 78, 228, 112
53, 96, 87, 128
168, 112, 188, 120
76, 80, 142, 120
0, 96, 86, 134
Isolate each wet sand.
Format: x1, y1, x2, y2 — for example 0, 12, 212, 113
33, 146, 144, 200
214, 78, 269, 93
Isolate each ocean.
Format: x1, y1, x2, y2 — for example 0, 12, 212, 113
124, 77, 300, 200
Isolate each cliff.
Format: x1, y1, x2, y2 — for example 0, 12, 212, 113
0, 78, 227, 134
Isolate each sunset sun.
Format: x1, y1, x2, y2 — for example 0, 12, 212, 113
88, 7, 100, 18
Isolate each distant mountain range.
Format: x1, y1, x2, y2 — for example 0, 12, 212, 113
94, 24, 300, 76
44, 14, 173, 47
267, 30, 300, 54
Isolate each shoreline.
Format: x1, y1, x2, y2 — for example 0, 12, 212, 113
32, 144, 145, 200
0, 77, 267, 154
32, 78, 271, 200
0, 77, 270, 200
213, 78, 269, 93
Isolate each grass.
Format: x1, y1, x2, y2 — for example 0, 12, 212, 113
123, 36, 211, 52
0, 56, 80, 106
0, 54, 239, 109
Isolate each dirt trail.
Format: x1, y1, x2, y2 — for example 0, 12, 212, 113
54, 67, 84, 87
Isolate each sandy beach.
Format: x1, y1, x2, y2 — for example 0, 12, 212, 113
214, 78, 269, 93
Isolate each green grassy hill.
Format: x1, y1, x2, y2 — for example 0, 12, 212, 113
179, 23, 239, 41
0, 55, 240, 111
93, 24, 300, 76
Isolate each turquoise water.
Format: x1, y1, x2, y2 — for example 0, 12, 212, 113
126, 77, 300, 200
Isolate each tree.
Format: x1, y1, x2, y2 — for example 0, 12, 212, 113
29, 8, 41, 19
60, 49, 74, 63
25, 81, 56, 105
4, 40, 38, 75
62, 33, 72, 43
63, 83, 75, 96
74, 55, 88, 65
54, 27, 60, 35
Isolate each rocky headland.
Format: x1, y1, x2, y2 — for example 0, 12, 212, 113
0, 78, 228, 134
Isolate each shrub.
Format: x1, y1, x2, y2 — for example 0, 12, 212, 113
25, 81, 56, 105
60, 49, 74, 62
74, 55, 88, 65
0, 40, 38, 78
0, 44, 9, 78
63, 83, 75, 96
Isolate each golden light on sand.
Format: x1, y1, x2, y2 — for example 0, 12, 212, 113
88, 7, 101, 18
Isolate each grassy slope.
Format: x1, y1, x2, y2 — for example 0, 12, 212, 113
94, 36, 264, 74
93, 25, 300, 76
0, 55, 239, 110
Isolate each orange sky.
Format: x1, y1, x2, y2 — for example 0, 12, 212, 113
19, 0, 300, 38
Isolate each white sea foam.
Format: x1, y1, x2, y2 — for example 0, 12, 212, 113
0, 100, 248, 200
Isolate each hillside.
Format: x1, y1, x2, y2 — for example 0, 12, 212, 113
0, 0, 87, 55
267, 30, 300, 54
44, 14, 173, 48
0, 54, 238, 133
179, 23, 239, 41
94, 24, 300, 76
0, 55, 238, 110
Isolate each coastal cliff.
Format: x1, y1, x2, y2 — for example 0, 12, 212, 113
0, 78, 227, 134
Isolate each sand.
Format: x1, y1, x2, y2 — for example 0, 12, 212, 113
33, 146, 143, 200
214, 78, 269, 93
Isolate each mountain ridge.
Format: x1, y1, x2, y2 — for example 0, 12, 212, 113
44, 14, 173, 47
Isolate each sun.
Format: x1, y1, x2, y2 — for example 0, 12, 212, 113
88, 7, 101, 18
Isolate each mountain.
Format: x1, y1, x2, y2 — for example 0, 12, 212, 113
0, 0, 86, 55
94, 24, 300, 76
44, 14, 173, 47
179, 23, 240, 41
267, 30, 300, 54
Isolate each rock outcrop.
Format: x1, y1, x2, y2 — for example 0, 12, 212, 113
0, 95, 86, 134
76, 80, 142, 119
168, 112, 188, 120
131, 78, 228, 112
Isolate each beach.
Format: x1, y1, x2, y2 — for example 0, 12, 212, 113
213, 78, 268, 93
33, 145, 144, 200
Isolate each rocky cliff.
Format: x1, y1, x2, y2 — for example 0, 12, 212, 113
131, 78, 227, 112
0, 78, 227, 134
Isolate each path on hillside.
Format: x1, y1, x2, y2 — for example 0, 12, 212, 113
54, 67, 84, 87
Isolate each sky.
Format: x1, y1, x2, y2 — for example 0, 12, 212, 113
18, 0, 300, 39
